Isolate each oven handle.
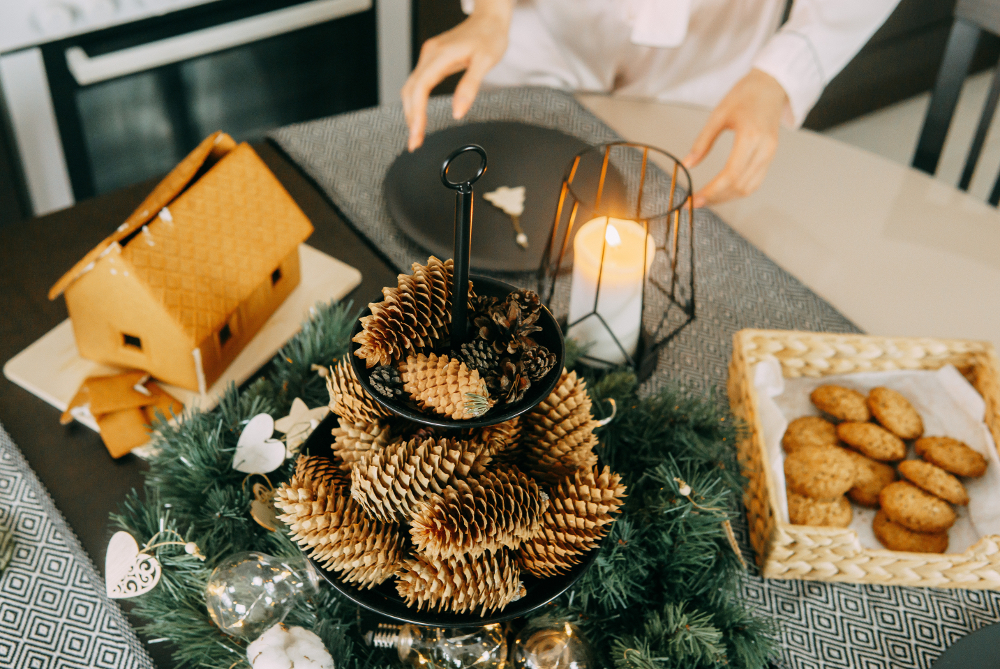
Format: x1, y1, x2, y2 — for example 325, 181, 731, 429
65, 0, 371, 86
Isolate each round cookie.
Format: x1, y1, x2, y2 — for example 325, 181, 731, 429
914, 436, 988, 478
787, 491, 852, 527
784, 444, 856, 499
810, 385, 871, 422
867, 387, 923, 440
837, 422, 906, 461
898, 459, 969, 506
782, 416, 839, 453
872, 510, 948, 554
841, 448, 896, 507
879, 481, 956, 533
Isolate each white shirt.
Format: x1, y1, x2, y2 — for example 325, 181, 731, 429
463, 0, 901, 127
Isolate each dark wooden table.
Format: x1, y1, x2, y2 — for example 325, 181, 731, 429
0, 141, 397, 669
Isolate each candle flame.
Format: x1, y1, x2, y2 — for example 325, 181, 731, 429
605, 224, 622, 247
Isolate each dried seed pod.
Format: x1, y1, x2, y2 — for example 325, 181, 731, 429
353, 257, 473, 367
399, 353, 493, 420
396, 550, 525, 615
410, 467, 548, 558
274, 456, 404, 588
331, 417, 394, 472
518, 466, 627, 578
327, 358, 393, 424
350, 436, 491, 522
521, 370, 600, 483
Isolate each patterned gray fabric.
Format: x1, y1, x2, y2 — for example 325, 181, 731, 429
270, 87, 1000, 669
0, 422, 154, 669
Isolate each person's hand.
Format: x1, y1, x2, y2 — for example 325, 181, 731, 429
683, 69, 788, 208
402, 0, 514, 152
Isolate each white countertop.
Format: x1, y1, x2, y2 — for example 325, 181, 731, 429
578, 93, 1000, 352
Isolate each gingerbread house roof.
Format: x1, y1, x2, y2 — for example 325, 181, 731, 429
49, 132, 313, 344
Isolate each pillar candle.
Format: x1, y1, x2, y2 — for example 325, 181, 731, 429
567, 217, 655, 364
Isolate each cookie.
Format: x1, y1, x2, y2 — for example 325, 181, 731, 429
787, 491, 852, 527
782, 416, 840, 453
784, 444, 856, 499
810, 385, 870, 422
898, 459, 969, 506
837, 422, 906, 461
867, 387, 923, 440
914, 436, 988, 478
879, 481, 956, 533
872, 510, 948, 554
841, 448, 896, 507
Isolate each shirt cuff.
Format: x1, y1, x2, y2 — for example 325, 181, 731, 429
752, 30, 826, 128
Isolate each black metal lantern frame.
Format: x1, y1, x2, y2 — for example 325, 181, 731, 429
537, 142, 695, 379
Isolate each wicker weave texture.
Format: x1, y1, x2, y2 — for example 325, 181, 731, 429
729, 329, 1000, 589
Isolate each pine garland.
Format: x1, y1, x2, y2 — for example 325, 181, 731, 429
109, 300, 775, 669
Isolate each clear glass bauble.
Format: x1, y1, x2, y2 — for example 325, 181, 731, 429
371, 623, 507, 669
511, 621, 593, 669
205, 551, 319, 640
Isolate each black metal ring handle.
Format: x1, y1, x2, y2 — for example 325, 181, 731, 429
440, 144, 488, 193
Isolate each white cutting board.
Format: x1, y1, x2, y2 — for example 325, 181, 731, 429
3, 244, 360, 453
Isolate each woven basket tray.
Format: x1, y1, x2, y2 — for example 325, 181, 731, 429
728, 329, 1000, 589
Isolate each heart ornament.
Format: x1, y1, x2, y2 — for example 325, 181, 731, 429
233, 414, 286, 474
250, 482, 282, 532
106, 531, 161, 599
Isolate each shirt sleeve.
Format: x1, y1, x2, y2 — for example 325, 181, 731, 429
752, 0, 902, 127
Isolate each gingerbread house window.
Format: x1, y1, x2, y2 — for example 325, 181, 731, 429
218, 323, 232, 347
123, 333, 142, 350
271, 267, 282, 286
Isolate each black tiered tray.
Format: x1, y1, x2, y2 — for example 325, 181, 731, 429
300, 415, 598, 628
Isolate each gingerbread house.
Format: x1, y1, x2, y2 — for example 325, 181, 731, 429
48, 132, 314, 393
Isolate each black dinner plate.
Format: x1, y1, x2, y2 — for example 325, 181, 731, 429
384, 122, 593, 273
929, 622, 1000, 668
299, 411, 600, 627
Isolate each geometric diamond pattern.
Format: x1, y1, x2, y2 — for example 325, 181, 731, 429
0, 423, 153, 669
269, 87, 1000, 668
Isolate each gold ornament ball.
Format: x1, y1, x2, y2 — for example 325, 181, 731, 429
512, 622, 594, 669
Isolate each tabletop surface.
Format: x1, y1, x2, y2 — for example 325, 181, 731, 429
1, 96, 995, 668
578, 93, 1000, 353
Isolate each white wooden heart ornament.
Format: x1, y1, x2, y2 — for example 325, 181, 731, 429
106, 531, 161, 599
233, 414, 286, 474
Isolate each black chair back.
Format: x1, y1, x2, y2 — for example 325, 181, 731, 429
913, 0, 1000, 204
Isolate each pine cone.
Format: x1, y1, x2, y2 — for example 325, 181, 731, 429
396, 550, 525, 615
410, 467, 547, 559
521, 370, 599, 484
369, 365, 404, 399
460, 339, 500, 377
332, 418, 394, 472
327, 358, 393, 424
350, 436, 490, 522
399, 353, 493, 420
518, 466, 627, 578
487, 358, 531, 405
521, 346, 557, 382
469, 417, 522, 460
275, 456, 403, 588
353, 257, 475, 367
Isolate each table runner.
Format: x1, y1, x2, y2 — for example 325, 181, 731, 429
270, 87, 1000, 668
0, 421, 154, 669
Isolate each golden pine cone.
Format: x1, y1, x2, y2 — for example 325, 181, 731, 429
396, 550, 525, 615
274, 456, 404, 588
518, 466, 627, 578
331, 417, 394, 472
350, 436, 490, 522
353, 257, 468, 367
400, 353, 492, 420
326, 358, 393, 424
469, 417, 522, 463
521, 370, 599, 483
409, 466, 548, 558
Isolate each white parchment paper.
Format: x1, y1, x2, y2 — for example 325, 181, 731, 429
752, 361, 1000, 552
